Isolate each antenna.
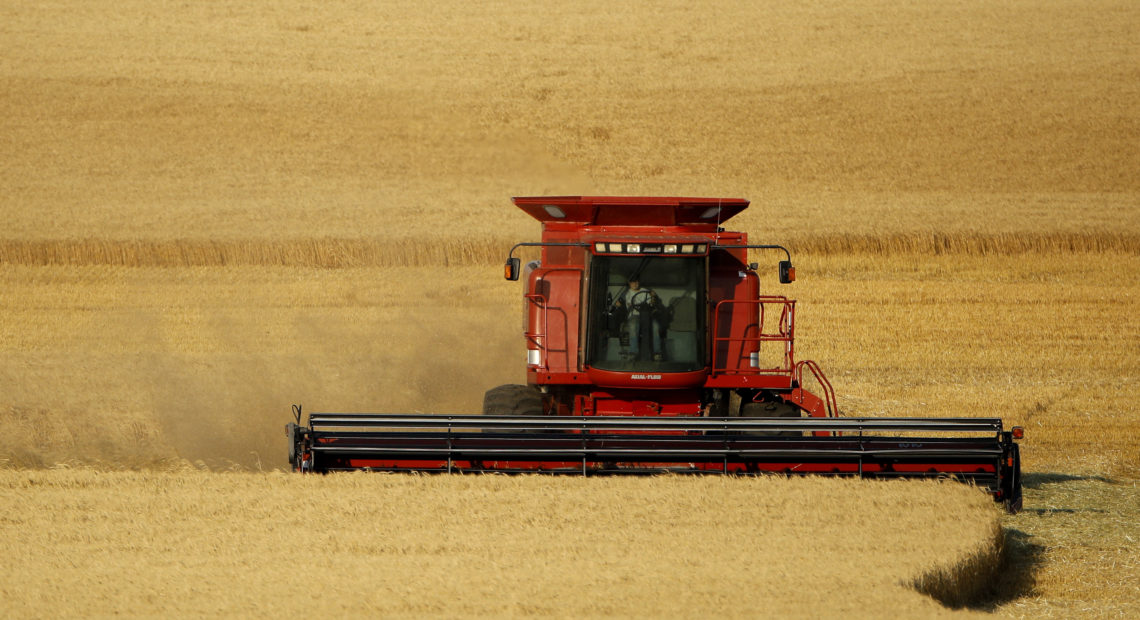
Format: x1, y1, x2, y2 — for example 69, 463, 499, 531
714, 198, 723, 244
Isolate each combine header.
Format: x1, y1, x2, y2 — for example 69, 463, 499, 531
288, 196, 1023, 512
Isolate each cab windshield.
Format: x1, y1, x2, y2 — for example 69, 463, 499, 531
586, 255, 705, 372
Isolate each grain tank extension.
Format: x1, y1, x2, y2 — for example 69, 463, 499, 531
287, 196, 1023, 512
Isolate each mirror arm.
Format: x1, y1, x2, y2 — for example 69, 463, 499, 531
711, 244, 796, 283
504, 242, 589, 281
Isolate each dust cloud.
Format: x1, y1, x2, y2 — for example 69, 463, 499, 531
0, 266, 524, 471
146, 307, 523, 470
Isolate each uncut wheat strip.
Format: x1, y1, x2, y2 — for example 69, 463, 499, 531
910, 519, 1007, 608
1, 233, 1136, 269
0, 470, 1002, 617
0, 239, 511, 268
786, 231, 1140, 256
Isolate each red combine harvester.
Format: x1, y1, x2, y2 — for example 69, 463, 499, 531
288, 196, 1023, 512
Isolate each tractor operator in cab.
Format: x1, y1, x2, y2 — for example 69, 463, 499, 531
614, 277, 668, 361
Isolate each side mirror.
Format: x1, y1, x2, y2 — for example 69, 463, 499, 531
778, 260, 795, 284
504, 257, 521, 281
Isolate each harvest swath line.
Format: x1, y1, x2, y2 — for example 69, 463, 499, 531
1, 232, 1135, 269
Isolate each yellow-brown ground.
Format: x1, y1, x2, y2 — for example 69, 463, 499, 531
2, 0, 1137, 617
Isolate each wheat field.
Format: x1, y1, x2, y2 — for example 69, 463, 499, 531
2, 0, 1138, 617
0, 471, 1009, 618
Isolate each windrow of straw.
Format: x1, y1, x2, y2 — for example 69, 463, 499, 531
1, 232, 1136, 269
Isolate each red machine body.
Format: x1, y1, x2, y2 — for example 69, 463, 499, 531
287, 196, 1023, 512
510, 196, 833, 421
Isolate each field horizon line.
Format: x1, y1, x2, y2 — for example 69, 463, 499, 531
1, 232, 1136, 268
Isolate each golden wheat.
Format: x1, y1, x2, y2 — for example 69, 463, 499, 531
2, 0, 1138, 616
2, 2, 1136, 243
0, 470, 1002, 618
0, 232, 1136, 270
5, 253, 1135, 615
911, 520, 1007, 609
0, 238, 511, 268
6, 253, 1137, 472
785, 232, 1140, 257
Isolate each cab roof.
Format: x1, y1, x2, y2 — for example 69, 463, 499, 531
512, 196, 749, 227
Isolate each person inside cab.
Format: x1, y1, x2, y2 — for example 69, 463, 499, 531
614, 277, 669, 361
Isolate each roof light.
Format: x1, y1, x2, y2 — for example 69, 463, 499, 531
542, 205, 566, 218
700, 207, 720, 219
592, 241, 709, 255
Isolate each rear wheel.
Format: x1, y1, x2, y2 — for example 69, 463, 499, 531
740, 400, 803, 436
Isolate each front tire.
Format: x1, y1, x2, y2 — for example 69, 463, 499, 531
740, 400, 803, 436
482, 384, 544, 416
482, 384, 545, 435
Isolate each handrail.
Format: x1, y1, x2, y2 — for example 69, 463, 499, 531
795, 359, 838, 418
524, 293, 549, 369
711, 297, 796, 377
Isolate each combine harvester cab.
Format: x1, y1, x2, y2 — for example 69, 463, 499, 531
288, 196, 1023, 513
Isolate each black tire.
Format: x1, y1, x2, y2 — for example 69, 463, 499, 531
739, 400, 803, 436
482, 384, 546, 435
482, 384, 544, 416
